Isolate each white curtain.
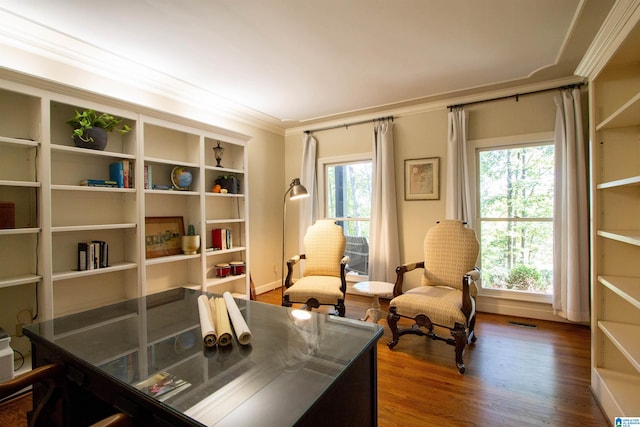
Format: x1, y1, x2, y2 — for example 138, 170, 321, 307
298, 132, 318, 252
368, 119, 400, 282
553, 88, 590, 322
446, 107, 473, 228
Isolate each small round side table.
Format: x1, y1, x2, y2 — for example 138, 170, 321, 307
353, 281, 395, 323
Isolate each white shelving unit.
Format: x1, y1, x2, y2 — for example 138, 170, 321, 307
0, 73, 250, 328
0, 89, 41, 296
577, 0, 640, 420
140, 117, 250, 300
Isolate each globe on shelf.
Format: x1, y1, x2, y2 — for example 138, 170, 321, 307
171, 166, 193, 190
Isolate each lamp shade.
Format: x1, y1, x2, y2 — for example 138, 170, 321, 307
289, 178, 309, 200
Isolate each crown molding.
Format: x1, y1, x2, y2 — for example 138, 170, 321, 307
575, 0, 640, 78
284, 76, 584, 137
0, 9, 286, 136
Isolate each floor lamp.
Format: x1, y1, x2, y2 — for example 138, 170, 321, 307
282, 178, 309, 301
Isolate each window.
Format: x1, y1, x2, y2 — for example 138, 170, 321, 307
471, 133, 554, 300
319, 155, 372, 276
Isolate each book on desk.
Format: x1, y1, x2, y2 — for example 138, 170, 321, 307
135, 371, 191, 402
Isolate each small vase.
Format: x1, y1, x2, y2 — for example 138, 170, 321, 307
182, 235, 200, 255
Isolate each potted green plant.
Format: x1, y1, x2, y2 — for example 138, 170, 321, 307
66, 109, 132, 150
181, 224, 200, 255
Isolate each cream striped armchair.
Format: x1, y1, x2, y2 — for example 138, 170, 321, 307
282, 220, 349, 316
387, 220, 480, 373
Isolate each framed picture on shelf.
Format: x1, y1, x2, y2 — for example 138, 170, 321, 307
145, 216, 185, 258
404, 157, 440, 200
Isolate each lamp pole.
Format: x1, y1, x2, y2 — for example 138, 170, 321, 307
281, 178, 309, 301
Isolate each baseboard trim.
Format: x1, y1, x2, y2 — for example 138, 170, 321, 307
256, 281, 281, 296
256, 282, 575, 324
476, 295, 571, 323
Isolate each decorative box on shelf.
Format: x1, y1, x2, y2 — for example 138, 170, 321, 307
0, 201, 15, 229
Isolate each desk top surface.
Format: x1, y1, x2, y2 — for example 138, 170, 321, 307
24, 288, 383, 426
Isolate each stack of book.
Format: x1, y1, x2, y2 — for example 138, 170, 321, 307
78, 240, 108, 271
211, 228, 232, 250
80, 179, 118, 188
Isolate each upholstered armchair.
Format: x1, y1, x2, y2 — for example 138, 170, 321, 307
282, 219, 349, 317
387, 220, 480, 373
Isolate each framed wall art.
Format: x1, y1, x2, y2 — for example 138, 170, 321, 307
145, 216, 185, 258
404, 157, 440, 200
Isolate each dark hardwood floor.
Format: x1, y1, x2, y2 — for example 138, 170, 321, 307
258, 289, 608, 427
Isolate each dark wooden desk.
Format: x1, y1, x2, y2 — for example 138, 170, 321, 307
24, 288, 383, 426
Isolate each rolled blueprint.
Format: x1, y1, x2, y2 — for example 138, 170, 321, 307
213, 297, 233, 346
223, 291, 252, 345
197, 295, 217, 347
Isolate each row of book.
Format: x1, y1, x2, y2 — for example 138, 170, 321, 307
79, 160, 133, 188
144, 164, 153, 189
212, 228, 232, 250
78, 240, 109, 271
109, 160, 133, 188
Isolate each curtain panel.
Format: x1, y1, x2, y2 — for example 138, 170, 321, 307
552, 88, 590, 322
368, 120, 400, 282
446, 108, 473, 228
299, 133, 318, 252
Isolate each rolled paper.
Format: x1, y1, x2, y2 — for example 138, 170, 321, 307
212, 297, 233, 346
223, 291, 252, 345
197, 295, 217, 347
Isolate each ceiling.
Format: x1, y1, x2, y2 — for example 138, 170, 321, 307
0, 0, 615, 130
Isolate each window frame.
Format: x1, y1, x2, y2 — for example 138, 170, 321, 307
467, 132, 554, 304
318, 153, 373, 279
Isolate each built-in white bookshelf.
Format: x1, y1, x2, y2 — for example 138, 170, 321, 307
0, 73, 251, 330
577, 0, 640, 419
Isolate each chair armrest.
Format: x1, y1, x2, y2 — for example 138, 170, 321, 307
392, 261, 425, 297
287, 255, 302, 266
0, 364, 63, 399
339, 256, 349, 294
91, 413, 133, 427
466, 267, 480, 281
284, 254, 304, 289
461, 274, 475, 318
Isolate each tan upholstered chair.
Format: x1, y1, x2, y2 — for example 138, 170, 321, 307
387, 220, 480, 373
282, 220, 349, 316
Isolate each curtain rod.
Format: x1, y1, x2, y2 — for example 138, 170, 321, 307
304, 115, 394, 134
447, 83, 584, 111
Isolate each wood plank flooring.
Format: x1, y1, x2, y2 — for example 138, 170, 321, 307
257, 289, 608, 427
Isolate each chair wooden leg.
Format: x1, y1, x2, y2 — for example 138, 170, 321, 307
335, 300, 345, 317
386, 308, 400, 349
451, 324, 468, 374
282, 294, 292, 308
